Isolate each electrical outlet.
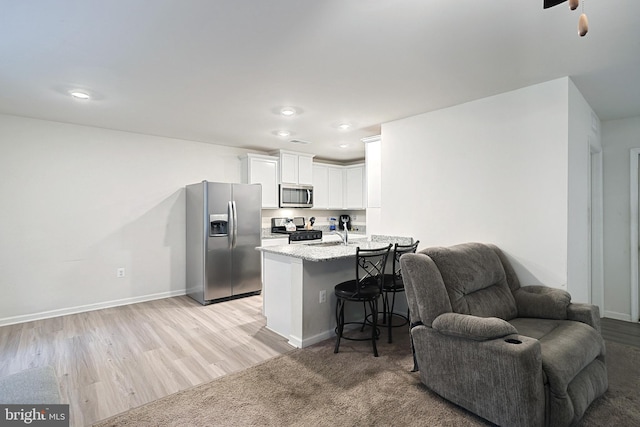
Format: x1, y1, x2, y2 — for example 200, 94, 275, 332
117, 267, 125, 278
319, 290, 327, 304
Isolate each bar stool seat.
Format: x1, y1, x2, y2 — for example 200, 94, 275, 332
334, 244, 392, 357
335, 279, 381, 300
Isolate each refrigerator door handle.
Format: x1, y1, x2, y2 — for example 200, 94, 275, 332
228, 201, 234, 249
231, 200, 238, 248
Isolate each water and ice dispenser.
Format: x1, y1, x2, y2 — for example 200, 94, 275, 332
209, 214, 228, 236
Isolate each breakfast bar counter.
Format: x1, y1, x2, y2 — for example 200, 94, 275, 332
256, 235, 413, 348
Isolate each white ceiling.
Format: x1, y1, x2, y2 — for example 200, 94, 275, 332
1, 1, 639, 162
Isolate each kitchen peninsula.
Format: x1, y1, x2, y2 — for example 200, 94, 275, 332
257, 235, 414, 348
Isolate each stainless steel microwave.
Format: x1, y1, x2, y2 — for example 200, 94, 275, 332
279, 184, 313, 208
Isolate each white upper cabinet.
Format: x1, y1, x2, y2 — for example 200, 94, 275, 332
344, 164, 365, 209
240, 154, 279, 209
312, 162, 365, 209
312, 163, 329, 209
273, 150, 314, 185
280, 152, 298, 184
328, 166, 344, 209
297, 155, 314, 185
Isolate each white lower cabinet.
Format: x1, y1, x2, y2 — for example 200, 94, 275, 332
260, 237, 289, 308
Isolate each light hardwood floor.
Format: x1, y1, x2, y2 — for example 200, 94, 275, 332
0, 295, 294, 427
1, 299, 638, 427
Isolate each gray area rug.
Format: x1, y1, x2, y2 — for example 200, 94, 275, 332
0, 365, 61, 404
93, 328, 640, 426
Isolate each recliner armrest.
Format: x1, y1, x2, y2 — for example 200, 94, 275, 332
567, 303, 601, 332
411, 324, 545, 426
513, 285, 571, 319
432, 313, 518, 341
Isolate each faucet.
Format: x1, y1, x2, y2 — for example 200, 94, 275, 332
332, 220, 349, 245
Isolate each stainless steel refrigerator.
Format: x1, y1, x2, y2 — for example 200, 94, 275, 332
186, 181, 262, 304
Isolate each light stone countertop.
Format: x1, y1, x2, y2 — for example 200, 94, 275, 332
256, 235, 414, 262
261, 230, 367, 240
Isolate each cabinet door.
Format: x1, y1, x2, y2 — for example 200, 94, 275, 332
297, 155, 314, 185
327, 167, 344, 209
249, 157, 279, 209
260, 238, 289, 292
312, 164, 329, 209
241, 154, 279, 209
280, 152, 298, 184
344, 165, 365, 209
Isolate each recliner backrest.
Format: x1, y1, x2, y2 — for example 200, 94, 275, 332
401, 253, 452, 327
422, 243, 518, 320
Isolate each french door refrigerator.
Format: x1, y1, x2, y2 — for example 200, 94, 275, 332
186, 181, 262, 304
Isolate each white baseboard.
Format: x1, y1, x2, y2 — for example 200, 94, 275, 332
299, 330, 334, 348
0, 290, 187, 327
277, 330, 334, 349
603, 310, 633, 322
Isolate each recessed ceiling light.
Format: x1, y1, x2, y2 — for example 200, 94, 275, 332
339, 143, 349, 148
70, 91, 90, 100
280, 107, 297, 117
338, 123, 352, 130
276, 130, 291, 137
271, 106, 303, 117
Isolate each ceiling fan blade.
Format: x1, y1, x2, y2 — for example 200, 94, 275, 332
544, 0, 567, 8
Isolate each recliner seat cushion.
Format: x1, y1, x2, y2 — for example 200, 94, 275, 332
509, 317, 565, 340
423, 243, 517, 320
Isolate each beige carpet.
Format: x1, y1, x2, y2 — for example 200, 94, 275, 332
93, 327, 640, 427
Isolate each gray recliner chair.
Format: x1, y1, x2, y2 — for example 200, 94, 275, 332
401, 242, 607, 427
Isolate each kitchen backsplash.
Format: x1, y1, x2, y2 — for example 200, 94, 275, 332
261, 208, 366, 231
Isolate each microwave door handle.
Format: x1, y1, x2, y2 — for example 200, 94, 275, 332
307, 189, 311, 204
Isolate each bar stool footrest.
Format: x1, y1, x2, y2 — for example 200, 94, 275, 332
365, 312, 409, 328
335, 322, 381, 341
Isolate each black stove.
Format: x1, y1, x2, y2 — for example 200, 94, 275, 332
271, 217, 323, 243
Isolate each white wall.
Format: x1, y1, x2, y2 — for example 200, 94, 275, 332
602, 116, 640, 320
380, 78, 577, 290
567, 79, 602, 303
0, 114, 248, 325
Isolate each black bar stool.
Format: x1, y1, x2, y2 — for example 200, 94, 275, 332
334, 244, 392, 357
381, 241, 420, 343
